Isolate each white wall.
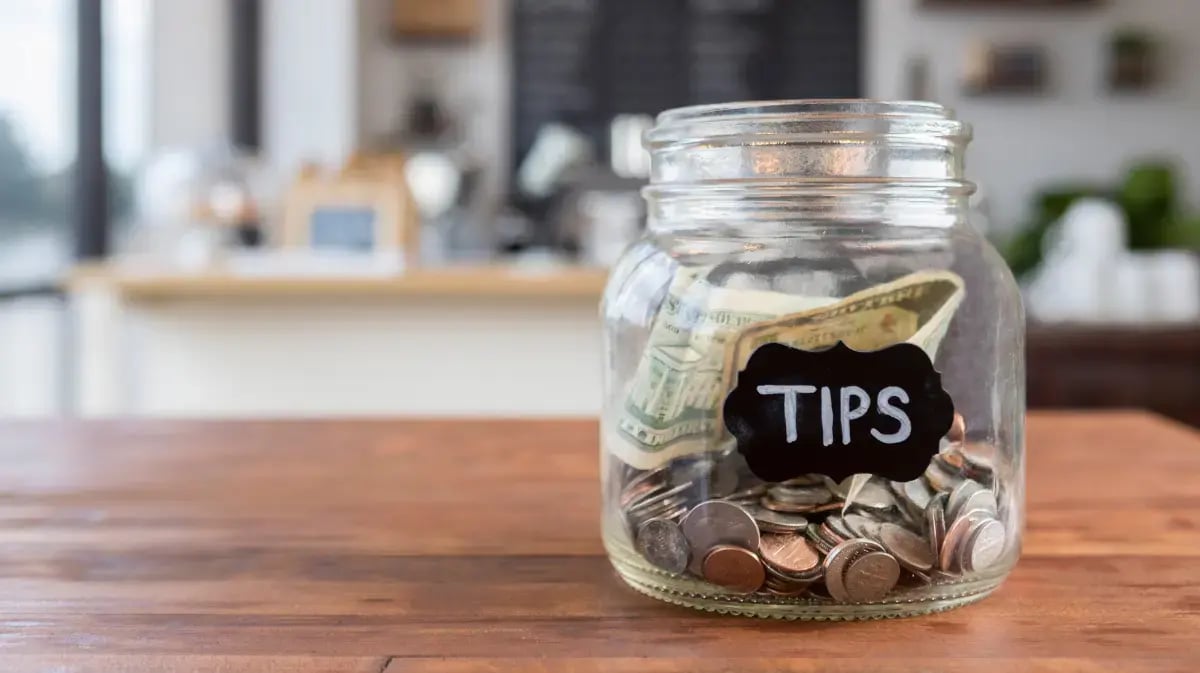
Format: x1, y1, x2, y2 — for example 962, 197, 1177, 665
149, 0, 229, 148
262, 0, 361, 170
866, 0, 1200, 231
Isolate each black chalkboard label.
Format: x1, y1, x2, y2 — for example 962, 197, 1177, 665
723, 341, 954, 484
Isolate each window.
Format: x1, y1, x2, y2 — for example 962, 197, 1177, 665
0, 0, 75, 288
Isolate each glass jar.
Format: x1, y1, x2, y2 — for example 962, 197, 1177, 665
600, 100, 1024, 620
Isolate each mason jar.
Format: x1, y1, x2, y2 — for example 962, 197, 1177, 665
600, 100, 1024, 619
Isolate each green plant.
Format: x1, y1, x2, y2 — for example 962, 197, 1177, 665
1002, 161, 1200, 277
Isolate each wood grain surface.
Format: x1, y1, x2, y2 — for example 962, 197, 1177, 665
0, 412, 1196, 672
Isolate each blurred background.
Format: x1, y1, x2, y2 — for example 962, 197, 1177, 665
0, 0, 1196, 423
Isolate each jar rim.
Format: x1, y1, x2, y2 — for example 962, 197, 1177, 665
645, 99, 971, 148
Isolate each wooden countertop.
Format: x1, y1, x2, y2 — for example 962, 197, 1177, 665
0, 412, 1196, 672
66, 263, 609, 300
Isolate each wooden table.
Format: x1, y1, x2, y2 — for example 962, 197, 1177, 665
1, 412, 1197, 672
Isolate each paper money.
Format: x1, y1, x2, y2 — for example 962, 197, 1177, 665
609, 270, 837, 470
608, 270, 966, 470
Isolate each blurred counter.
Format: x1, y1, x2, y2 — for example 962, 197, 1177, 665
67, 264, 609, 300
65, 264, 607, 418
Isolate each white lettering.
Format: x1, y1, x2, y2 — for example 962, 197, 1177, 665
756, 385, 816, 444
871, 386, 912, 444
839, 385, 870, 445
820, 386, 834, 447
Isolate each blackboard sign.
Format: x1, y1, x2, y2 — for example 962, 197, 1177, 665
511, 0, 862, 166
724, 341, 955, 484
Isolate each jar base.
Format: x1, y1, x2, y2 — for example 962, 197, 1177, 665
604, 526, 1008, 620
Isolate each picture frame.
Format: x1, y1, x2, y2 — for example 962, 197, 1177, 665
963, 42, 1049, 95
282, 168, 418, 258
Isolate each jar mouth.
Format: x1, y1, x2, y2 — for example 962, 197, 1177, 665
644, 99, 973, 189
645, 99, 971, 149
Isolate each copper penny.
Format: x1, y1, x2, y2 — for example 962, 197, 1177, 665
701, 545, 765, 594
759, 533, 821, 575
947, 412, 966, 444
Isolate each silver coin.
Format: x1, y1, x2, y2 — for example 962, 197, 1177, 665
902, 479, 933, 511
628, 498, 690, 528
622, 466, 668, 498
843, 513, 882, 540
846, 479, 897, 511
824, 514, 855, 540
843, 550, 901, 602
879, 522, 935, 573
955, 489, 999, 522
723, 484, 768, 504
748, 505, 809, 533
926, 492, 948, 561
680, 500, 760, 575
780, 474, 826, 487
961, 517, 1006, 573
635, 518, 691, 574
806, 523, 835, 554
823, 539, 884, 603
768, 483, 833, 506
946, 480, 984, 522
626, 483, 693, 518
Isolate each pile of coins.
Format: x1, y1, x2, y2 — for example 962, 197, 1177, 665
621, 415, 1009, 602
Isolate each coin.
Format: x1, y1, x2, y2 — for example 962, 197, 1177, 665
758, 496, 815, 514
955, 488, 999, 521
824, 514, 855, 540
902, 478, 933, 511
946, 480, 985, 521
823, 539, 883, 603
845, 480, 897, 511
620, 477, 664, 509
843, 513, 883, 540
843, 550, 901, 602
748, 506, 809, 533
879, 522, 935, 573
808, 501, 846, 514
681, 500, 760, 575
781, 474, 825, 487
702, 545, 765, 594
806, 523, 836, 554
961, 517, 1006, 573
768, 483, 834, 506
621, 467, 667, 502
924, 459, 963, 493
936, 450, 965, 471
635, 518, 691, 574
759, 533, 821, 575
627, 482, 692, 516
938, 513, 976, 572
926, 492, 948, 560
948, 412, 966, 444
723, 484, 768, 504
961, 440, 997, 475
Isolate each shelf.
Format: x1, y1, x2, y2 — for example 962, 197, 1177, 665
67, 264, 610, 301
